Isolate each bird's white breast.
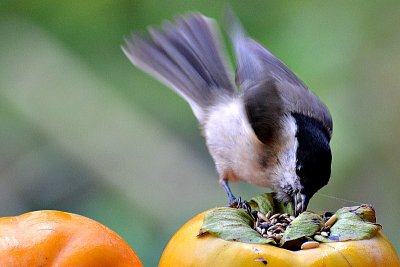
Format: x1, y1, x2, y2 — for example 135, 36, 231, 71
203, 97, 299, 195
203, 98, 273, 187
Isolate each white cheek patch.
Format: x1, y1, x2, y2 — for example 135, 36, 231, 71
273, 115, 300, 200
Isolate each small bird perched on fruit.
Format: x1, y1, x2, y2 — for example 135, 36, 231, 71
122, 10, 332, 214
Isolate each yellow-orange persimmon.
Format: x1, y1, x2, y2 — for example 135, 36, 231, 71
0, 210, 143, 267
159, 210, 400, 267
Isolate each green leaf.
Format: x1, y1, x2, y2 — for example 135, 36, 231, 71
335, 204, 376, 223
249, 192, 294, 216
199, 207, 275, 244
199, 193, 380, 246
275, 200, 295, 216
282, 212, 323, 243
249, 193, 275, 214
315, 205, 381, 243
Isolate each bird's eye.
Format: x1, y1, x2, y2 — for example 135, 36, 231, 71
296, 164, 305, 177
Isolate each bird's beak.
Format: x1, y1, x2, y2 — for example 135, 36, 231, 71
294, 192, 309, 216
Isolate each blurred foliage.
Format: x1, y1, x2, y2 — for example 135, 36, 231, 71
0, 1, 399, 265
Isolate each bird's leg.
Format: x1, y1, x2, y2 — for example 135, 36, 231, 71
221, 180, 251, 214
221, 179, 236, 204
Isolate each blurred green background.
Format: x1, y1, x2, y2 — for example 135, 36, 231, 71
0, 0, 399, 265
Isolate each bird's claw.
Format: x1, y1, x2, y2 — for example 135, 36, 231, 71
229, 197, 252, 214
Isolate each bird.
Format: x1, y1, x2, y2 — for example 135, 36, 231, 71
122, 10, 332, 214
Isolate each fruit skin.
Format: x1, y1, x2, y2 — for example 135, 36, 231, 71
0, 210, 143, 267
159, 210, 400, 267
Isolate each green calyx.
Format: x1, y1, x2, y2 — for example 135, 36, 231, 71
199, 207, 274, 244
199, 193, 381, 246
314, 205, 381, 243
282, 212, 324, 243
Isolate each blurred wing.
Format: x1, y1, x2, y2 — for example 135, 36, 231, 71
123, 13, 236, 121
226, 9, 332, 137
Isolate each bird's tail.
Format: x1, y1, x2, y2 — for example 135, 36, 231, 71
123, 13, 236, 121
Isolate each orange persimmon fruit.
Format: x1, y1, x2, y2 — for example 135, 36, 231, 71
159, 209, 400, 267
0, 210, 143, 267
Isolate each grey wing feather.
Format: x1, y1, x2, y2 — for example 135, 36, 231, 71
226, 9, 332, 137
123, 13, 235, 121
243, 80, 284, 144
226, 9, 305, 88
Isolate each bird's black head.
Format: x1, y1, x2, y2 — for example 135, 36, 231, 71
292, 113, 332, 207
